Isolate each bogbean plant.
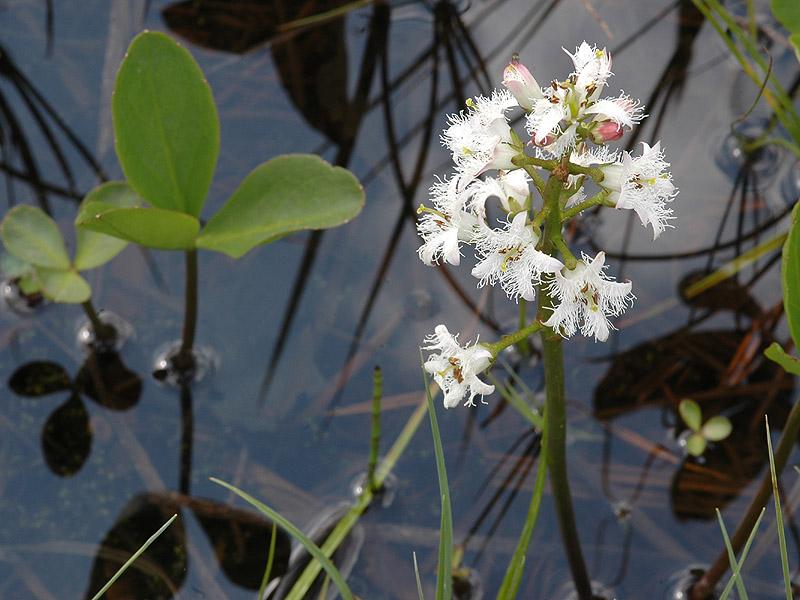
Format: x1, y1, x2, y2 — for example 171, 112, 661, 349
418, 43, 677, 595
0, 31, 363, 377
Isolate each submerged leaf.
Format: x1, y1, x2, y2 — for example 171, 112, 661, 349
41, 394, 91, 477
84, 494, 186, 600
9, 361, 72, 396
76, 352, 142, 411
197, 155, 364, 258
113, 31, 219, 217
74, 182, 139, 270
76, 202, 199, 250
1, 205, 70, 269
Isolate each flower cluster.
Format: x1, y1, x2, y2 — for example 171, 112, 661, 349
420, 42, 677, 408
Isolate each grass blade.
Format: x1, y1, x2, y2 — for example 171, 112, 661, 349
258, 521, 278, 599
496, 429, 548, 600
90, 513, 177, 600
209, 477, 354, 600
718, 507, 765, 600
422, 358, 453, 600
716, 508, 749, 600
766, 417, 794, 599
413, 552, 425, 600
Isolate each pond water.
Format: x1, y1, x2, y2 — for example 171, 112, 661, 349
0, 0, 798, 598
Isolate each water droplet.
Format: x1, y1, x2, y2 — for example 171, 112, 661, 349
404, 289, 439, 321
350, 468, 398, 508
152, 340, 219, 387
714, 118, 784, 190
75, 310, 134, 353
1, 278, 45, 315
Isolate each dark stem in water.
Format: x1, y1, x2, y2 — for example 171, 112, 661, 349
175, 249, 198, 374
178, 382, 193, 495
81, 299, 115, 342
691, 386, 800, 599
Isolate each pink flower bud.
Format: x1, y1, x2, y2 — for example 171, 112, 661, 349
593, 120, 624, 143
503, 58, 543, 111
528, 133, 556, 147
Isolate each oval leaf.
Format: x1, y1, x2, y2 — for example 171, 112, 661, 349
36, 267, 91, 303
76, 351, 142, 411
196, 154, 364, 258
1, 205, 70, 269
76, 202, 199, 250
74, 182, 139, 270
678, 398, 702, 432
772, 0, 800, 33
113, 31, 219, 217
686, 432, 707, 457
42, 394, 91, 477
702, 416, 733, 442
9, 361, 72, 397
783, 202, 800, 349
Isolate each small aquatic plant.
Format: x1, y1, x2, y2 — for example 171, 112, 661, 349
678, 398, 732, 457
418, 43, 677, 598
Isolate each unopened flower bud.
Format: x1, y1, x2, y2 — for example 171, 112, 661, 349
592, 120, 624, 143
528, 133, 556, 147
503, 59, 543, 111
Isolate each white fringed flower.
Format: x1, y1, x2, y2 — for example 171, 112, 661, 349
526, 88, 569, 146
544, 252, 634, 342
471, 212, 564, 302
417, 177, 480, 266
466, 169, 531, 216
565, 42, 612, 102
599, 141, 677, 239
423, 325, 495, 408
441, 89, 519, 175
585, 92, 645, 129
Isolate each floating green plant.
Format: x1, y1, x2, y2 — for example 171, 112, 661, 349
678, 398, 732, 457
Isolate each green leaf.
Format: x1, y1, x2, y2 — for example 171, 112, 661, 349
113, 31, 219, 217
36, 268, 91, 303
196, 154, 364, 258
1, 252, 33, 279
686, 432, 707, 457
783, 202, 800, 349
1, 205, 70, 269
17, 274, 40, 295
772, 0, 800, 33
703, 415, 733, 442
765, 341, 800, 375
74, 182, 139, 270
791, 33, 800, 63
679, 398, 702, 432
421, 355, 453, 600
76, 202, 199, 250
209, 478, 354, 600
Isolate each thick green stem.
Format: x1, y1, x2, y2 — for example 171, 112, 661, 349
538, 173, 593, 599
366, 366, 383, 493
522, 164, 546, 196
691, 391, 800, 599
81, 300, 115, 342
178, 249, 198, 365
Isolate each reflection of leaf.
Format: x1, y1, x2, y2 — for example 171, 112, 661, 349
186, 496, 291, 590
41, 393, 91, 477
271, 1, 350, 144
85, 494, 186, 600
678, 269, 761, 318
76, 352, 142, 411
9, 361, 72, 396
594, 330, 791, 419
162, 0, 277, 54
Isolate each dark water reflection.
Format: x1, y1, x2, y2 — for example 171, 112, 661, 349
0, 0, 799, 598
